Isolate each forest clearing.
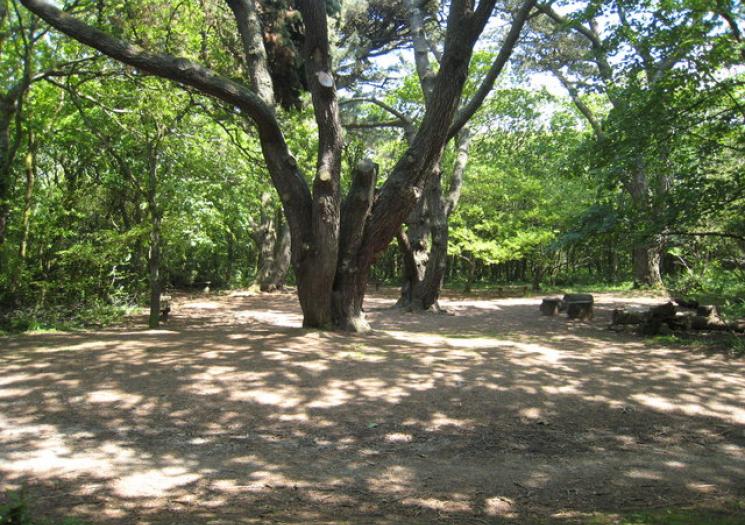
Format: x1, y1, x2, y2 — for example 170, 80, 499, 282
2, 290, 745, 524
1, 0, 744, 522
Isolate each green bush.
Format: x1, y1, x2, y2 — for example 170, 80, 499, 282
666, 263, 745, 319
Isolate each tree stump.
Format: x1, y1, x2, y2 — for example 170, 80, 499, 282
564, 294, 593, 320
159, 295, 172, 322
540, 298, 563, 316
567, 301, 593, 320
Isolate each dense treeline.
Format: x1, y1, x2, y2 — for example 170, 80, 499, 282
0, 0, 742, 331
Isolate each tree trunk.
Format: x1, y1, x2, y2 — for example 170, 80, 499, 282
0, 101, 15, 248
464, 255, 475, 293
254, 207, 277, 291
330, 160, 377, 331
269, 219, 291, 288
18, 132, 35, 259
397, 128, 471, 310
531, 263, 543, 291
253, 201, 292, 292
146, 146, 162, 329
411, 169, 448, 309
632, 242, 662, 288
147, 218, 162, 329
396, 187, 431, 309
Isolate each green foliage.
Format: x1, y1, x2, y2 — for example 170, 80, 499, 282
0, 301, 132, 333
449, 87, 596, 285
666, 261, 745, 319
1, 0, 743, 325
0, 491, 87, 525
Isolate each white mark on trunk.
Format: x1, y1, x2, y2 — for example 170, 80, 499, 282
317, 71, 334, 88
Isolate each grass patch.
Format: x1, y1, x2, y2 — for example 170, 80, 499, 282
540, 281, 647, 296
587, 498, 745, 524
1, 490, 88, 525
647, 332, 745, 358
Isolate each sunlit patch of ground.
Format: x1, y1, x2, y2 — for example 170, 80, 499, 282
1, 290, 744, 524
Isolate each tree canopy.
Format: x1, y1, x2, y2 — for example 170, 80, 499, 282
0, 0, 742, 332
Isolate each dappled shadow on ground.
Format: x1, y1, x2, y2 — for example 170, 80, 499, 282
1, 290, 744, 524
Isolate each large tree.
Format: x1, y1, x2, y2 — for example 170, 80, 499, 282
523, 0, 742, 287
20, 0, 536, 331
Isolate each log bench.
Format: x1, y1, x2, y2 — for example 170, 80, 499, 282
540, 298, 563, 316
564, 294, 594, 320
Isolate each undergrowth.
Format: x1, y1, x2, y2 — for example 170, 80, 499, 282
0, 491, 86, 525
0, 301, 132, 334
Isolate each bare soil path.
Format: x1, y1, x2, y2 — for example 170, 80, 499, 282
1, 290, 744, 524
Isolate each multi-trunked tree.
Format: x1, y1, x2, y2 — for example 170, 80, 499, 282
21, 0, 537, 330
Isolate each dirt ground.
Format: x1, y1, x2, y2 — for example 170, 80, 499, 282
1, 289, 744, 524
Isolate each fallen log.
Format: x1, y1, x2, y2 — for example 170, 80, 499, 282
638, 302, 677, 336
691, 315, 727, 331
649, 302, 677, 320
609, 300, 745, 334
609, 323, 636, 333
612, 308, 647, 325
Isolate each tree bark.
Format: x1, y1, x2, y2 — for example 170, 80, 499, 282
147, 217, 162, 329
396, 189, 431, 308
331, 159, 377, 331
627, 163, 663, 288
252, 193, 278, 290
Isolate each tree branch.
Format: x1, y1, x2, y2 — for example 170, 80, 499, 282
20, 0, 279, 136
343, 120, 408, 130
667, 231, 745, 243
550, 66, 604, 139
341, 97, 415, 141
406, 0, 436, 102
537, 3, 614, 84
448, 0, 537, 139
340, 97, 413, 128
443, 127, 471, 216
225, 0, 275, 106
361, 0, 502, 259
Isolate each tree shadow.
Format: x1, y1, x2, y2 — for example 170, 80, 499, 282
1, 291, 744, 523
